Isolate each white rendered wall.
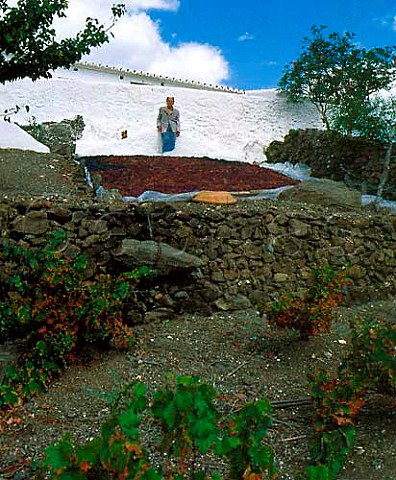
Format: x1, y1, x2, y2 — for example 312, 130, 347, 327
0, 68, 323, 162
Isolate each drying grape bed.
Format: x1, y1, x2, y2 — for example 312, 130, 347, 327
85, 155, 298, 197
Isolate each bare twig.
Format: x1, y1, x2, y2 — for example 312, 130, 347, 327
278, 434, 307, 443
227, 361, 249, 377
271, 398, 312, 409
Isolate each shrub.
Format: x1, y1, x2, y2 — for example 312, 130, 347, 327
36, 375, 278, 480
308, 370, 364, 479
264, 266, 349, 339
0, 230, 152, 408
307, 313, 395, 478
341, 316, 396, 394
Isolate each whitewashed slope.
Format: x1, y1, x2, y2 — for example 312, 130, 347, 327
0, 71, 323, 162
0, 121, 50, 153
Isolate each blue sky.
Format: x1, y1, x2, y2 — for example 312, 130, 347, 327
150, 0, 396, 89
57, 0, 396, 90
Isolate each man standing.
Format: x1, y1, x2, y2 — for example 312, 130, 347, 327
157, 97, 180, 153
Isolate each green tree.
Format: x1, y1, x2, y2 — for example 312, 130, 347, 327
278, 25, 396, 132
0, 0, 125, 83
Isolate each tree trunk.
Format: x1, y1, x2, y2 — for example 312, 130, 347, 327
375, 129, 395, 207
316, 103, 330, 130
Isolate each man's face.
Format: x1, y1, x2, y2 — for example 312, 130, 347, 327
166, 97, 174, 108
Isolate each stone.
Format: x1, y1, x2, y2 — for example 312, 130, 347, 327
144, 308, 174, 323
113, 239, 204, 272
41, 120, 80, 159
348, 264, 367, 279
82, 234, 101, 247
249, 290, 269, 308
241, 225, 255, 240
154, 293, 175, 308
328, 246, 345, 257
47, 207, 73, 223
277, 179, 362, 210
231, 293, 253, 309
290, 219, 309, 237
243, 242, 263, 259
63, 244, 82, 259
176, 225, 193, 238
263, 252, 275, 263
88, 219, 108, 235
12, 211, 49, 235
214, 293, 252, 311
274, 213, 289, 225
97, 189, 123, 201
216, 225, 233, 239
207, 240, 218, 261
274, 273, 289, 282
211, 270, 226, 282
224, 269, 238, 281
174, 291, 189, 299
0, 344, 17, 383
200, 282, 222, 302
266, 222, 281, 235
329, 256, 347, 266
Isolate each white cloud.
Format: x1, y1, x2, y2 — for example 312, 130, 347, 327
261, 60, 279, 66
51, 0, 229, 85
126, 0, 180, 11
237, 32, 255, 42
374, 13, 396, 30
83, 12, 166, 69
149, 42, 229, 84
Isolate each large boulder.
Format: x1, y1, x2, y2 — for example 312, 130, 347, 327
277, 178, 361, 209
113, 239, 204, 273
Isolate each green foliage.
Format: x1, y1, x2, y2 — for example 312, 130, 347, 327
308, 370, 363, 478
152, 374, 220, 473
68, 114, 85, 141
0, 0, 125, 83
0, 230, 152, 408
306, 464, 332, 480
278, 25, 396, 131
307, 314, 395, 478
279, 24, 396, 202
37, 382, 156, 479
19, 114, 50, 146
219, 399, 277, 479
340, 96, 396, 144
36, 375, 277, 480
330, 95, 396, 203
341, 316, 396, 393
264, 266, 349, 339
21, 114, 86, 147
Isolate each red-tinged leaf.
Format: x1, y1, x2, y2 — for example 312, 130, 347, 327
79, 460, 91, 473
330, 413, 354, 426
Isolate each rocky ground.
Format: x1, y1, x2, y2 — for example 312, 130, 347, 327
0, 149, 395, 479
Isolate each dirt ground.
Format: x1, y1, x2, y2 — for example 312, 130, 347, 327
0, 149, 87, 198
0, 149, 395, 479
1, 302, 395, 479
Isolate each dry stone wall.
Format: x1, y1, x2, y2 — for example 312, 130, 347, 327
265, 129, 396, 200
1, 197, 395, 320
